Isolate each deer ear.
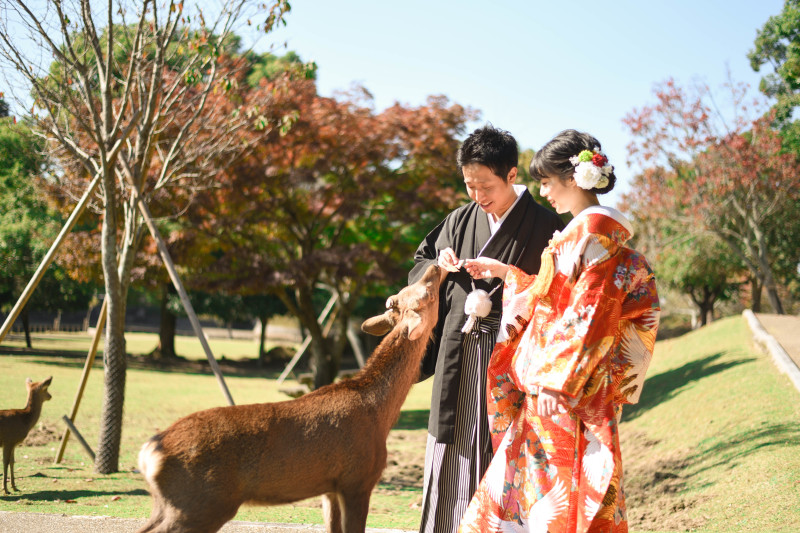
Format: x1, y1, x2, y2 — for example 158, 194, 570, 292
26, 378, 32, 386
43, 376, 52, 387
404, 309, 423, 340
361, 313, 393, 336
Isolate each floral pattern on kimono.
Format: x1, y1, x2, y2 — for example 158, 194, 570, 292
459, 207, 660, 533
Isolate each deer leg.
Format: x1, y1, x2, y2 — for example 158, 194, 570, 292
2, 446, 12, 494
136, 497, 167, 533
340, 490, 371, 533
322, 492, 343, 533
9, 447, 17, 491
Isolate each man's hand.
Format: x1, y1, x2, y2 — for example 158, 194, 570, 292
438, 247, 463, 273
537, 388, 568, 417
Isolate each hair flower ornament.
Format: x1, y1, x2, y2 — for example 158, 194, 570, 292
569, 147, 612, 190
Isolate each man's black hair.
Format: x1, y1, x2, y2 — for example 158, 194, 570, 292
457, 124, 518, 182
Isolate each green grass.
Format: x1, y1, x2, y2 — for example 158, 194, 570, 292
1, 317, 799, 531
620, 315, 800, 533
0, 331, 431, 529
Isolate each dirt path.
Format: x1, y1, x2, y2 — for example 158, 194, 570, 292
756, 313, 800, 370
0, 512, 414, 533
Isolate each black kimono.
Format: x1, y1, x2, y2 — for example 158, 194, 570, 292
409, 188, 563, 533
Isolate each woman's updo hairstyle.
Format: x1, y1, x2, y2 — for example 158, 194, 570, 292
529, 129, 616, 194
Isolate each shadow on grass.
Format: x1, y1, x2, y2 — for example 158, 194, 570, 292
393, 409, 429, 430
0, 345, 91, 360
0, 487, 149, 502
622, 352, 755, 422
687, 422, 800, 479
0, 347, 288, 380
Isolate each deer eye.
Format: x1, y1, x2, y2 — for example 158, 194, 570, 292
385, 298, 395, 309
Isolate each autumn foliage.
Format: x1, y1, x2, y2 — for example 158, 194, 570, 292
185, 73, 476, 388
623, 78, 800, 316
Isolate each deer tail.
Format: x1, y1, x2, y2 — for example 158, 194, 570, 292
138, 436, 164, 486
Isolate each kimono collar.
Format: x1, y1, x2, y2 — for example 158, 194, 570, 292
486, 184, 528, 237
556, 205, 634, 247
529, 205, 633, 299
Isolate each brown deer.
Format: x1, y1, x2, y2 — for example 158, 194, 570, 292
137, 263, 445, 533
0, 376, 53, 494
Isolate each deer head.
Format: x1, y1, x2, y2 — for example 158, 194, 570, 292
26, 376, 53, 403
361, 264, 444, 340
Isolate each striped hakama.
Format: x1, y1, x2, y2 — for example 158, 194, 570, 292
419, 316, 498, 533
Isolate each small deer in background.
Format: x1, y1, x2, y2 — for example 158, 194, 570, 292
137, 264, 445, 533
0, 376, 53, 495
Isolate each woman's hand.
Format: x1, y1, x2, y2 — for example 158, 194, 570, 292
464, 257, 508, 280
537, 388, 568, 417
437, 247, 463, 273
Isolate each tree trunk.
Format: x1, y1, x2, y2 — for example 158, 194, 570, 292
21, 307, 31, 348
95, 177, 127, 475
689, 286, 716, 328
753, 217, 785, 314
751, 277, 763, 313
156, 282, 177, 359
329, 298, 353, 372
698, 304, 709, 327
258, 314, 268, 367
702, 304, 713, 326
309, 333, 337, 390
765, 285, 785, 314
290, 285, 337, 390
758, 258, 785, 314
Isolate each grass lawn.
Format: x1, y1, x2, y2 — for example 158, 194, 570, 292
620, 315, 800, 533
0, 330, 431, 529
1, 316, 799, 532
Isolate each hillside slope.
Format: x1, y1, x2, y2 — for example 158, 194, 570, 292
621, 315, 800, 533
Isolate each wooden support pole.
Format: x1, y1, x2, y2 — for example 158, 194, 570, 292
347, 321, 366, 368
129, 186, 235, 406
0, 173, 102, 345
276, 293, 339, 385
54, 298, 108, 464
61, 415, 96, 462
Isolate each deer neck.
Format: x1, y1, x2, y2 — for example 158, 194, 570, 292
23, 391, 44, 429
358, 327, 428, 433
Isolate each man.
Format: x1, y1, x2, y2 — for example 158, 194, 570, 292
410, 125, 564, 533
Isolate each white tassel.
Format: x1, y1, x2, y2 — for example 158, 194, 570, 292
462, 289, 493, 334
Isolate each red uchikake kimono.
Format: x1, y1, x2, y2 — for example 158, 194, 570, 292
459, 206, 660, 533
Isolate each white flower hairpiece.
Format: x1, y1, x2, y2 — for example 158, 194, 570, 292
568, 146, 613, 190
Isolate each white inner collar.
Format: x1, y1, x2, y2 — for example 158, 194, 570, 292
563, 205, 634, 237
487, 184, 527, 232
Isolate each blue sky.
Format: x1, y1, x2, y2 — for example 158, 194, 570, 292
258, 0, 785, 206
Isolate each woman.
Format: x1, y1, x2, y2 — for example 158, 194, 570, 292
459, 130, 660, 533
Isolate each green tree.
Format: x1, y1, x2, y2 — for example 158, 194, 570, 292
0, 0, 290, 474
749, 0, 800, 123
245, 50, 317, 87
655, 231, 743, 326
243, 294, 289, 366
518, 148, 570, 225
0, 119, 96, 345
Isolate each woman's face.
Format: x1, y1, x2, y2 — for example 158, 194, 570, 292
539, 174, 578, 215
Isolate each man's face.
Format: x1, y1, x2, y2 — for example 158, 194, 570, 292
462, 163, 518, 220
